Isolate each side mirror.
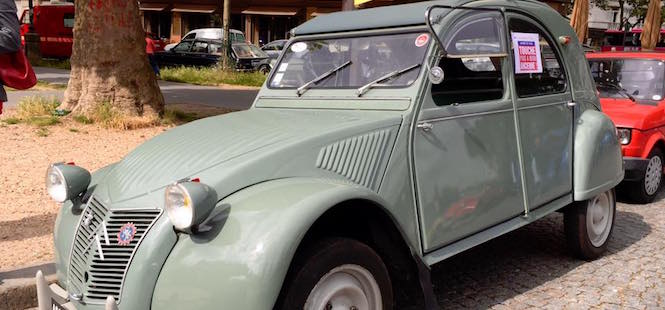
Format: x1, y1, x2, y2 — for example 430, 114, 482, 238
428, 66, 444, 84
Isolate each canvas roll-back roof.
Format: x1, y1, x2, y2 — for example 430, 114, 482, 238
292, 0, 553, 36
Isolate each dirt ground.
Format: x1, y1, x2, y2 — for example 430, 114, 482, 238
0, 104, 229, 271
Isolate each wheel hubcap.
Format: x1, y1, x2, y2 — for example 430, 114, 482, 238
586, 191, 614, 247
644, 155, 662, 196
305, 264, 382, 310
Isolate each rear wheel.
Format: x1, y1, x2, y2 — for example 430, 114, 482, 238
564, 189, 616, 260
277, 238, 393, 310
629, 149, 663, 203
259, 65, 271, 75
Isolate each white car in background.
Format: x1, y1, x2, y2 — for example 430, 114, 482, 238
165, 28, 246, 51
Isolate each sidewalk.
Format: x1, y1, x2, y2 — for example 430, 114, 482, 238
5, 67, 259, 111
0, 263, 55, 310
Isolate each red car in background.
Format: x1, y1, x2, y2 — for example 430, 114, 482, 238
587, 52, 665, 203
19, 3, 74, 58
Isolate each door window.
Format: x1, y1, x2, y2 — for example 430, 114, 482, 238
173, 41, 193, 52
63, 13, 75, 28
431, 11, 506, 105
191, 41, 209, 53
182, 33, 196, 41
509, 19, 567, 97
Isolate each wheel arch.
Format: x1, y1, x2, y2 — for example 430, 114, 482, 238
275, 198, 426, 308
641, 134, 665, 158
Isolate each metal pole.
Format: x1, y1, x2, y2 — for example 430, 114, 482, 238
28, 0, 34, 31
222, 0, 230, 69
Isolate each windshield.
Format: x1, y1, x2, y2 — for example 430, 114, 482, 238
269, 32, 430, 89
232, 44, 267, 58
590, 59, 665, 103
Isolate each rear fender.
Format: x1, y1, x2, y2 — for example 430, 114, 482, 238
151, 178, 390, 309
574, 110, 624, 200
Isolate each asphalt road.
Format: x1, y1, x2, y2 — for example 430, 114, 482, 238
4, 67, 259, 111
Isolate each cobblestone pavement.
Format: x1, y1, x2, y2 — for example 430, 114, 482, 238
430, 192, 664, 309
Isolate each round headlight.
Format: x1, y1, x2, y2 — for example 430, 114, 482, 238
46, 165, 68, 203
165, 181, 217, 233
165, 183, 194, 230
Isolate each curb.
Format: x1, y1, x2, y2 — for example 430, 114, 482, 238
0, 263, 56, 310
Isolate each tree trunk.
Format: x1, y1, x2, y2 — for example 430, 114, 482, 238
222, 0, 230, 69
619, 0, 625, 29
62, 0, 164, 118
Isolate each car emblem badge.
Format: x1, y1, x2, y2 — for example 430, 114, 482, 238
117, 223, 137, 246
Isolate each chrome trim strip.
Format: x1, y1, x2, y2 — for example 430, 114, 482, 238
418, 107, 513, 123
516, 101, 566, 111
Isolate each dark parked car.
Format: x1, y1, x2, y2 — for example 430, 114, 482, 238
154, 39, 271, 73
261, 39, 288, 60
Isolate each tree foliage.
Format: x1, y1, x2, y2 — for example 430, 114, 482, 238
627, 0, 665, 24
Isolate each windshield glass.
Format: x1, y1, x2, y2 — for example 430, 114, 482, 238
233, 44, 267, 58
269, 32, 430, 89
590, 59, 665, 102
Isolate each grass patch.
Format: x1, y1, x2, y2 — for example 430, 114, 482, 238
36, 58, 71, 70
26, 116, 60, 127
35, 127, 50, 137
17, 95, 61, 119
2, 117, 20, 125
160, 66, 266, 87
89, 101, 160, 130
35, 80, 68, 90
73, 114, 93, 124
161, 108, 200, 125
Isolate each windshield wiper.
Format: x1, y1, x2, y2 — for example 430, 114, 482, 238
296, 61, 352, 96
356, 63, 421, 97
596, 80, 636, 102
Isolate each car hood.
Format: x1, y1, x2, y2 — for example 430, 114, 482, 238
94, 108, 401, 203
599, 98, 664, 129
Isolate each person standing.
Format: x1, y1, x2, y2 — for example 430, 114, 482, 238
145, 34, 160, 78
0, 0, 21, 114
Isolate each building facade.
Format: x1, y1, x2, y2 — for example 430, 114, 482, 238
139, 0, 344, 45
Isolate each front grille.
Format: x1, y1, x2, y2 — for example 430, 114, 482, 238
67, 197, 161, 303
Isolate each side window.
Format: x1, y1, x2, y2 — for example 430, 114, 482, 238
432, 12, 506, 106
209, 43, 222, 55
509, 18, 567, 97
183, 33, 196, 41
191, 41, 208, 53
21, 11, 29, 24
63, 13, 75, 28
173, 41, 192, 52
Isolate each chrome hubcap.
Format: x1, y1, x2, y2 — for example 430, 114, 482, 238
644, 155, 662, 196
305, 264, 382, 310
586, 191, 614, 247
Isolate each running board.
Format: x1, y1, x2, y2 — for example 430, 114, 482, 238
423, 194, 573, 266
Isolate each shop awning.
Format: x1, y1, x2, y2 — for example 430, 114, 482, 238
241, 7, 298, 16
139, 3, 168, 12
172, 4, 217, 14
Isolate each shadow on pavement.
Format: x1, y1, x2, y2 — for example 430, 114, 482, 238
0, 213, 56, 242
159, 86, 258, 111
429, 210, 651, 308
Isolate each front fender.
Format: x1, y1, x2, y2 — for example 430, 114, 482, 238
640, 130, 665, 159
574, 110, 624, 200
151, 178, 389, 309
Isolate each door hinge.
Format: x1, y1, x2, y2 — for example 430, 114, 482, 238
417, 122, 433, 132
566, 101, 576, 108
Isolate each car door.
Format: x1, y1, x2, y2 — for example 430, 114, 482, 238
413, 10, 526, 252
189, 40, 212, 67
166, 41, 193, 66
507, 14, 573, 210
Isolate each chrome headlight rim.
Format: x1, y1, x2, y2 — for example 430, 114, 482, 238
617, 128, 632, 145
46, 164, 69, 203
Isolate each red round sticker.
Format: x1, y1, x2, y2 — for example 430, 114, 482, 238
415, 33, 430, 47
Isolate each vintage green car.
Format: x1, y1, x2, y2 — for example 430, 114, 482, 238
37, 1, 624, 309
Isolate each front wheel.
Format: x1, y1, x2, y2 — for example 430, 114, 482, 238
259, 65, 271, 75
276, 238, 393, 310
564, 189, 616, 260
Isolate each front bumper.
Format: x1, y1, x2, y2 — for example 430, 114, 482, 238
36, 270, 118, 310
623, 156, 649, 181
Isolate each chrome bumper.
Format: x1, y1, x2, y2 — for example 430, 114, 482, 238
36, 270, 119, 310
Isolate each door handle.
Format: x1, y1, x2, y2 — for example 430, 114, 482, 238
417, 122, 433, 132
566, 101, 576, 108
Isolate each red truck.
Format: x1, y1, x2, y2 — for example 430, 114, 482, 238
19, 3, 74, 58
587, 51, 665, 203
